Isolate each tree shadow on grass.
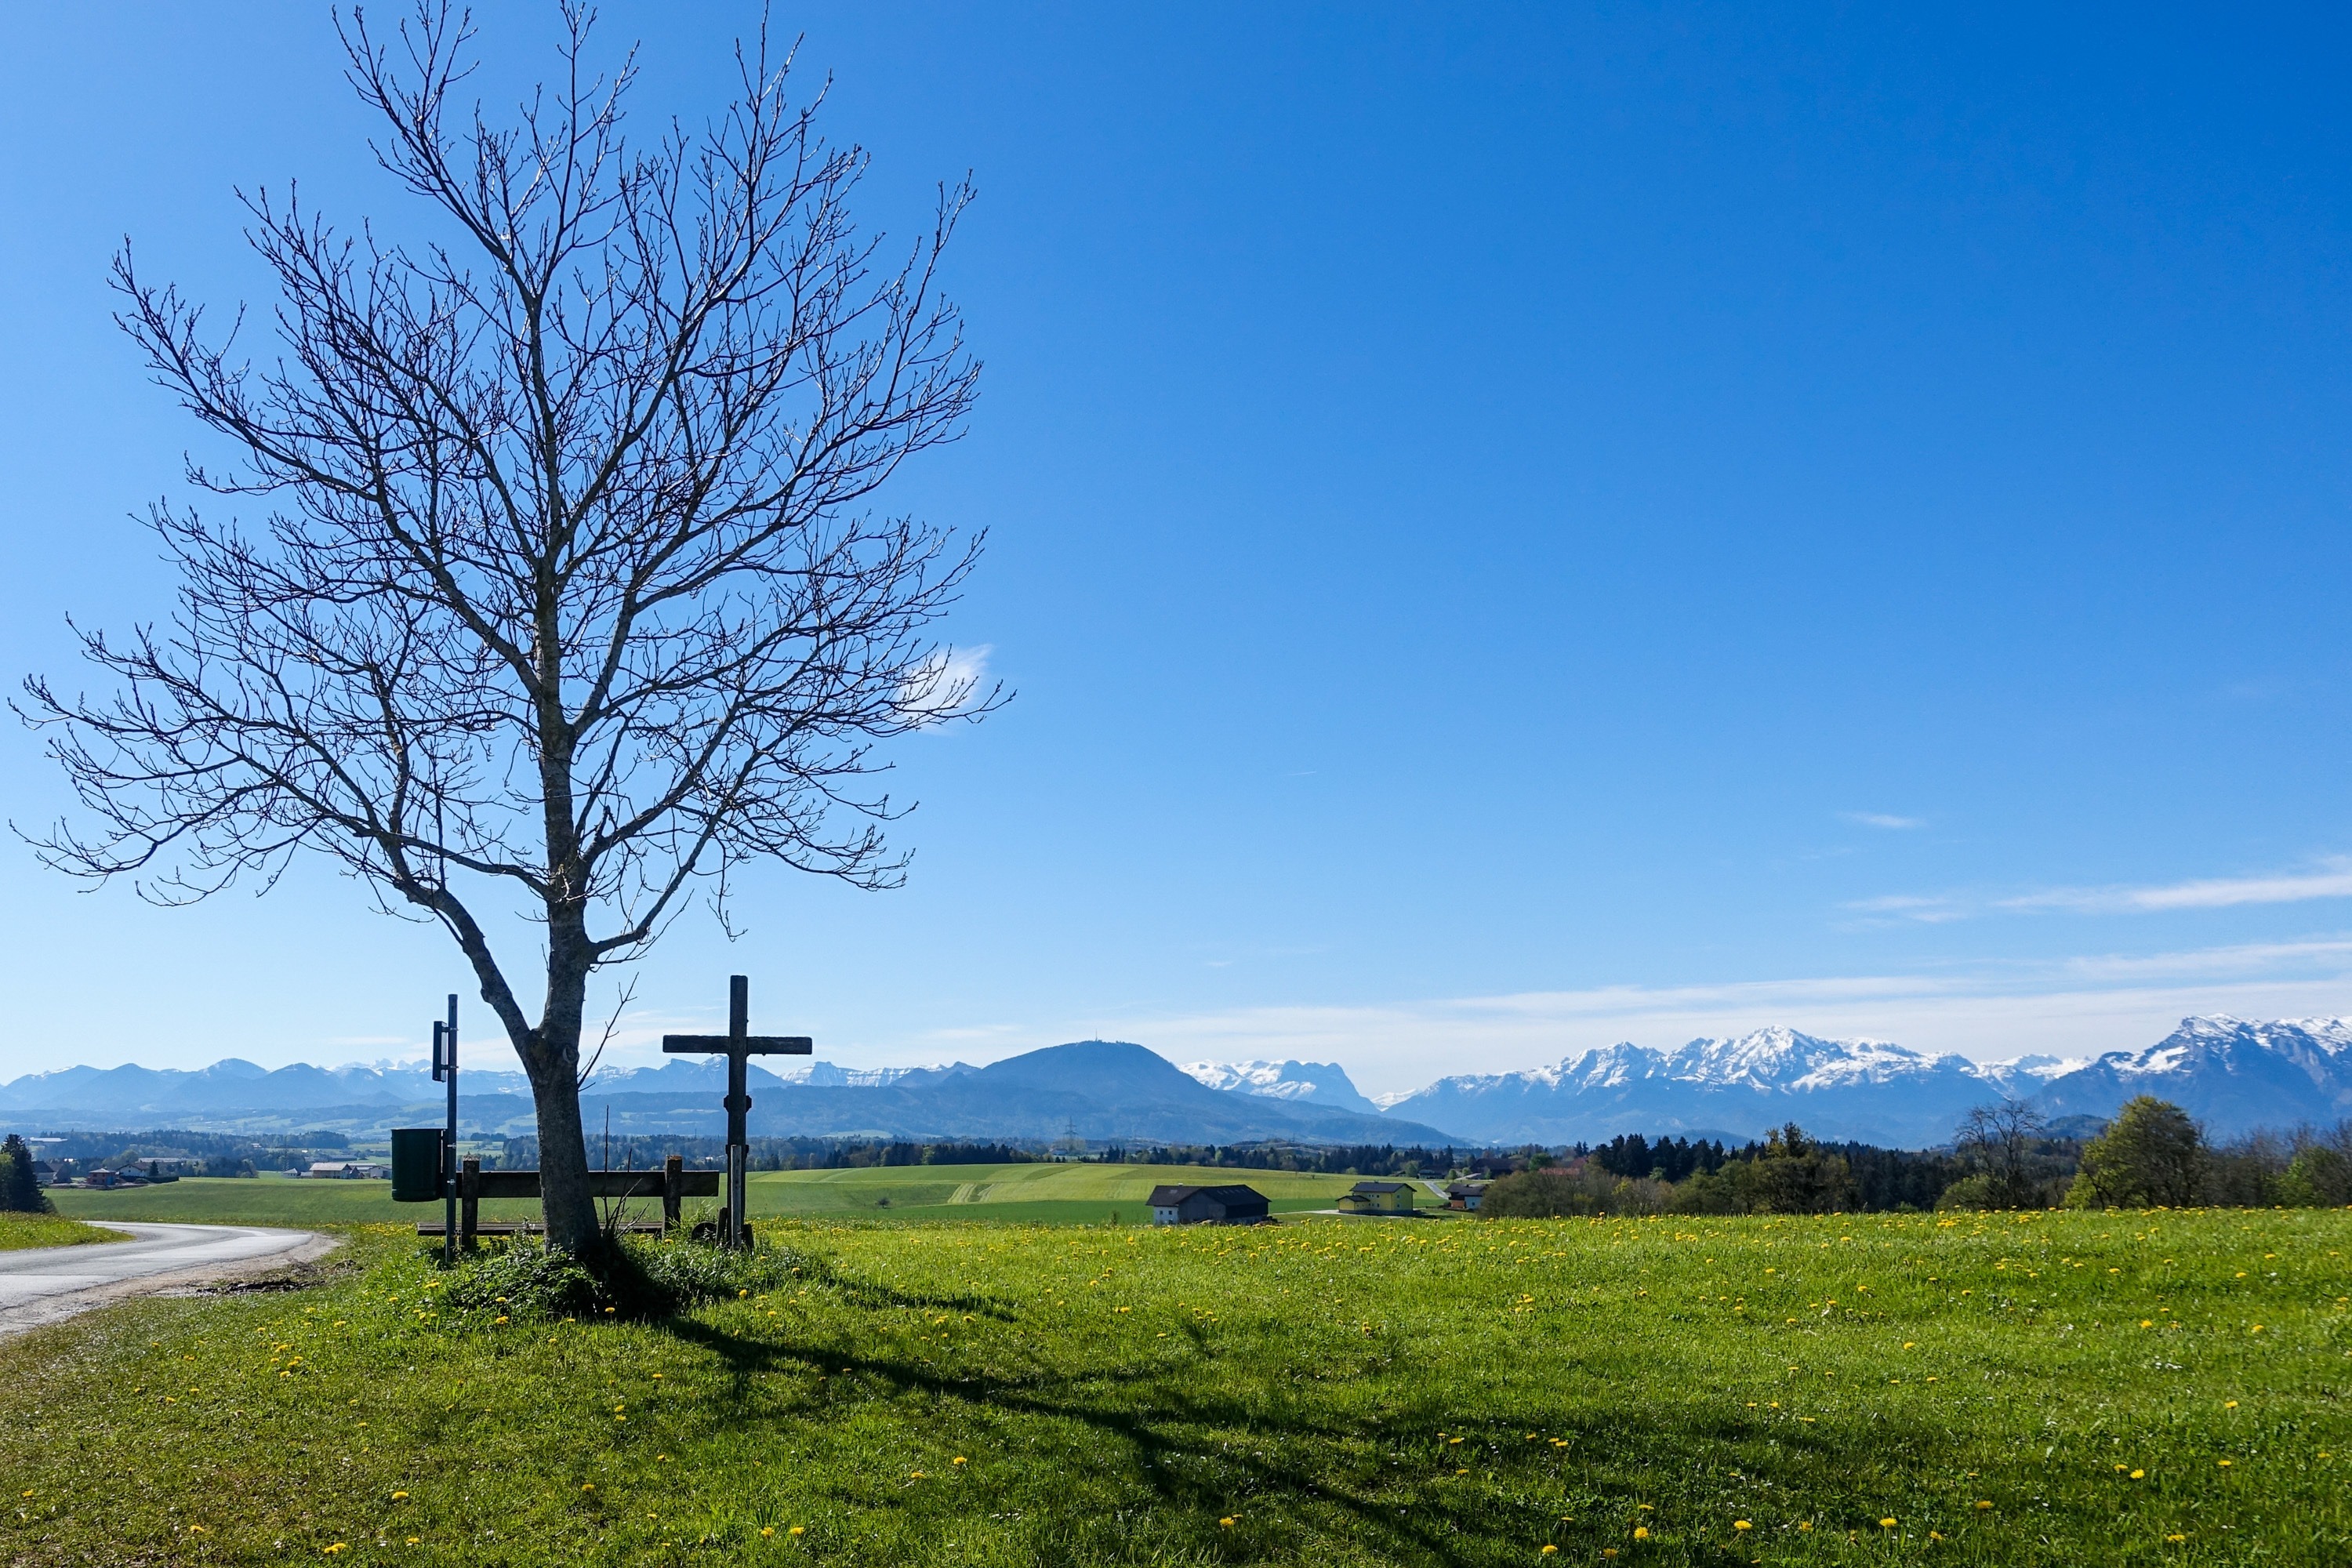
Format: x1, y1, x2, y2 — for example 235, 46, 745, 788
652, 1308, 1967, 1566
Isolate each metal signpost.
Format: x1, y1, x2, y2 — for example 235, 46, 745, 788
430, 993, 458, 1266
661, 975, 811, 1247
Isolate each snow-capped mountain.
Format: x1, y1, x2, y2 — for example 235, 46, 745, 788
1381, 1028, 1996, 1147
1378, 1016, 2352, 1145
1178, 1059, 1379, 1114
2031, 1017, 2352, 1133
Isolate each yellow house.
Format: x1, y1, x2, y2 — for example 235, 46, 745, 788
1337, 1180, 1415, 1214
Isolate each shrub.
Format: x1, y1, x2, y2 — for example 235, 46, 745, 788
2066, 1097, 2205, 1209
1935, 1173, 2001, 1212
440, 1232, 815, 1322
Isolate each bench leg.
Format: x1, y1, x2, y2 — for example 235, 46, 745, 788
460, 1158, 481, 1251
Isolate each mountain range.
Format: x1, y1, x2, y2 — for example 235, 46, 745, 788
1375, 1017, 2352, 1146
4, 1015, 2348, 1148
0, 1042, 1454, 1148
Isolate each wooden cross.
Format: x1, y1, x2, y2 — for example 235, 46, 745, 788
662, 975, 811, 1247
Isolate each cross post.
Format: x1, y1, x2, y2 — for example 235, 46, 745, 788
661, 975, 811, 1247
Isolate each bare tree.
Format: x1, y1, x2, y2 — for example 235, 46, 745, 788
17, 2, 992, 1250
1955, 1098, 2047, 1210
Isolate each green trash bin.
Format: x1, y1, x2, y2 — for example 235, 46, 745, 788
390, 1127, 445, 1203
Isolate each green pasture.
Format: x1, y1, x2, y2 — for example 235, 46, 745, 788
0, 1210, 127, 1250
47, 1163, 1385, 1231
2, 1207, 2347, 1566
747, 1162, 1371, 1224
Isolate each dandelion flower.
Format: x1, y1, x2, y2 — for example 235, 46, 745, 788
1976, 1500, 1993, 1510
1880, 1517, 1897, 1527
1542, 1548, 1559, 1555
2166, 1534, 2187, 1542
1219, 1517, 1236, 1527
760, 1528, 774, 1537
953, 1457, 967, 1465
1633, 1526, 1650, 1539
2224, 1400, 2238, 1409
582, 1483, 596, 1493
2217, 1459, 2232, 1468
391, 1490, 408, 1501
789, 1526, 805, 1536
1734, 1520, 1751, 1530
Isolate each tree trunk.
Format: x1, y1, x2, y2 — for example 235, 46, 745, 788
525, 940, 597, 1250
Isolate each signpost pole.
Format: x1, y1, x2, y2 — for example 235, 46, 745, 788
725, 975, 750, 1248
431, 995, 458, 1267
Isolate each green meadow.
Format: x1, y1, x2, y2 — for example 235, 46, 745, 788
0, 1210, 125, 1250
47, 1163, 1379, 1230
3, 1207, 2347, 1566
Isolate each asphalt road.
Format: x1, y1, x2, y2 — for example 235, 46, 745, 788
0, 1221, 332, 1337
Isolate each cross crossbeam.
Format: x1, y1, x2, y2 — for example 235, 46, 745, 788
659, 975, 810, 1247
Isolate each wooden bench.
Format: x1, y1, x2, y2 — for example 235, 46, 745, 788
412, 1155, 721, 1247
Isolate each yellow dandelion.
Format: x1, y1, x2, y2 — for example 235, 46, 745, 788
1733, 1519, 1751, 1530
2131, 1469, 2145, 1479
1633, 1526, 1650, 1539
1219, 1516, 1236, 1527
1542, 1548, 1559, 1556
1880, 1517, 1897, 1527
953, 1457, 967, 1465
2166, 1533, 2186, 1542
2218, 1459, 2232, 1468
789, 1526, 805, 1536
391, 1490, 408, 1501
760, 1527, 774, 1537
1976, 1500, 1993, 1510
582, 1483, 596, 1493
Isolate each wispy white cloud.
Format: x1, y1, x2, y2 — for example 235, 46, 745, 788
1843, 811, 1924, 830
896, 644, 995, 727
2000, 858, 2352, 914
1842, 894, 1965, 924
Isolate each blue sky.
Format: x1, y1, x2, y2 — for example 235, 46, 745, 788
3, 4, 2350, 1093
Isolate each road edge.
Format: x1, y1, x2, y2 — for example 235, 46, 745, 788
0, 1229, 342, 1341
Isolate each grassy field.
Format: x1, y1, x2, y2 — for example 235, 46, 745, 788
0, 1210, 128, 1250
47, 1164, 1385, 1230
746, 1163, 1370, 1225
2, 1207, 2346, 1566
